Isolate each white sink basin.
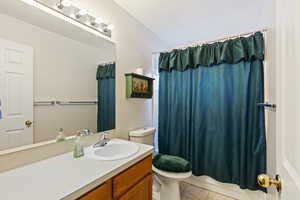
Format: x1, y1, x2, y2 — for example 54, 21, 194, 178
86, 139, 140, 161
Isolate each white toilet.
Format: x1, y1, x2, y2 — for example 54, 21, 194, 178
129, 128, 192, 200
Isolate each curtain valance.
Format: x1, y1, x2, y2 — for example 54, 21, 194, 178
96, 63, 115, 80
159, 32, 264, 72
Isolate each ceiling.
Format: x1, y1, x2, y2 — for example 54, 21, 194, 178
113, 0, 272, 47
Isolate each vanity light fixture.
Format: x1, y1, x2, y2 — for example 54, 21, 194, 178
21, 0, 114, 38
57, 0, 72, 9
55, 0, 114, 36
91, 17, 104, 26
95, 17, 104, 24
106, 24, 115, 31
76, 8, 88, 18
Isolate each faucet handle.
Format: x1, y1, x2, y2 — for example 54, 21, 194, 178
76, 131, 84, 137
77, 129, 93, 137
100, 132, 110, 140
83, 129, 92, 136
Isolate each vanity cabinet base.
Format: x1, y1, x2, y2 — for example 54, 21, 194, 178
78, 155, 152, 200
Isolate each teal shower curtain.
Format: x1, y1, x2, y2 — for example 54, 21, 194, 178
158, 32, 266, 191
97, 63, 116, 132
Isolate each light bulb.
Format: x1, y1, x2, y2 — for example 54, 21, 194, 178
107, 24, 115, 30
78, 9, 88, 16
61, 0, 71, 7
95, 17, 103, 24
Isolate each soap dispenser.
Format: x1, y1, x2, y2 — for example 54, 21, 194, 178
73, 134, 84, 158
56, 128, 66, 142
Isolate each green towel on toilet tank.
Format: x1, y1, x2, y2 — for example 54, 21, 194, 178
153, 154, 191, 173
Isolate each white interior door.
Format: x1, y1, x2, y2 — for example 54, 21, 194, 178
275, 0, 300, 199
0, 38, 33, 151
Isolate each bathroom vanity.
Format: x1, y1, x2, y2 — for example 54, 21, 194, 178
79, 156, 152, 200
0, 140, 153, 200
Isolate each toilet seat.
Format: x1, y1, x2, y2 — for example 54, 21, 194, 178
152, 165, 192, 181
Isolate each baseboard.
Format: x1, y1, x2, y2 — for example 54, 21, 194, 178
183, 175, 267, 200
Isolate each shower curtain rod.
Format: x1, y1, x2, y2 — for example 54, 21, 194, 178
152, 28, 268, 54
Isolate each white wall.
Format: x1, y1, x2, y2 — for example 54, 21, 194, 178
0, 13, 115, 143
113, 0, 272, 47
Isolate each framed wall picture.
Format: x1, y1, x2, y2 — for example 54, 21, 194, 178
125, 73, 154, 98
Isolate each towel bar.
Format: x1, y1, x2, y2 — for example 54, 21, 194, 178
56, 101, 98, 105
34, 101, 56, 106
257, 103, 276, 111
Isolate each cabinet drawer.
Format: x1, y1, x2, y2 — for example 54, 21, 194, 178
78, 180, 112, 200
113, 156, 152, 198
118, 174, 152, 200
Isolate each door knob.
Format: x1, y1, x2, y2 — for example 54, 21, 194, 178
25, 120, 33, 128
257, 174, 282, 192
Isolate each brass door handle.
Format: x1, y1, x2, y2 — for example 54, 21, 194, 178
25, 120, 33, 128
257, 174, 282, 192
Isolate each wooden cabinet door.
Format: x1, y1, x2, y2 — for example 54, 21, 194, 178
113, 156, 152, 199
78, 180, 112, 200
118, 174, 152, 200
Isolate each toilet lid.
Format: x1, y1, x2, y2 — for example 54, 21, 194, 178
152, 165, 192, 179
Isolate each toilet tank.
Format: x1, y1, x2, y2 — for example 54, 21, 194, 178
129, 127, 156, 145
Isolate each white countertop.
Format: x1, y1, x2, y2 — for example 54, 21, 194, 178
0, 139, 154, 200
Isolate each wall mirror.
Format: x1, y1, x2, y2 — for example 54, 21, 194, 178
0, 0, 116, 152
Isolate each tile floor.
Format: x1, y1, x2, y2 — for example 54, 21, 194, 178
180, 182, 237, 200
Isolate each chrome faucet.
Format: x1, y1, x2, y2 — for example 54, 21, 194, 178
93, 132, 110, 148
